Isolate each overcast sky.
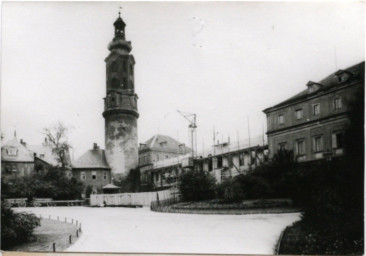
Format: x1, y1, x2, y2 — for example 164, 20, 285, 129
1, 1, 364, 159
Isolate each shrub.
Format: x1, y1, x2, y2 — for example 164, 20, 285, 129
1, 202, 41, 249
179, 170, 216, 202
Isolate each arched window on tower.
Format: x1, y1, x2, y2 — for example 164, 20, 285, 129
111, 62, 118, 72
111, 78, 119, 89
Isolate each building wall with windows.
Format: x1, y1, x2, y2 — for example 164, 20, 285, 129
263, 62, 364, 161
72, 143, 112, 197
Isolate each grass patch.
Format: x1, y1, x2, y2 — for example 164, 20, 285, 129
7, 219, 79, 252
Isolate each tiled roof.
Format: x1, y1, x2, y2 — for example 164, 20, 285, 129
264, 61, 365, 112
72, 149, 110, 169
1, 137, 34, 162
139, 134, 191, 153
28, 143, 71, 166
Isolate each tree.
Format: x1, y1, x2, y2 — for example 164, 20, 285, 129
179, 170, 216, 202
43, 122, 71, 167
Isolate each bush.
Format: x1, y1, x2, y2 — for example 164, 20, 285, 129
1, 167, 83, 200
179, 170, 216, 202
1, 202, 41, 249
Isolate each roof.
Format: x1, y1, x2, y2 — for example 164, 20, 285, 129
263, 61, 365, 113
1, 137, 34, 162
139, 134, 191, 154
72, 149, 110, 169
103, 184, 120, 189
28, 142, 71, 166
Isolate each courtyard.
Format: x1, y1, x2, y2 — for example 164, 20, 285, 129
14, 206, 300, 254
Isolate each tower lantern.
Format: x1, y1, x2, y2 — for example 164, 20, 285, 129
103, 11, 139, 179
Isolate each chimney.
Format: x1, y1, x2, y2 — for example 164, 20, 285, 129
20, 139, 26, 147
93, 143, 99, 150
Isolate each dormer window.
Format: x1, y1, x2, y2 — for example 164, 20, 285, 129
335, 70, 353, 83
307, 81, 323, 93
6, 148, 17, 156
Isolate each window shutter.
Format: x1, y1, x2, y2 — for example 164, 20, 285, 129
332, 133, 337, 149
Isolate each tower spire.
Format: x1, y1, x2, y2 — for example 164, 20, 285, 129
119, 6, 122, 18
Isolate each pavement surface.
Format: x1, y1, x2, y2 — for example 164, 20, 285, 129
14, 206, 300, 254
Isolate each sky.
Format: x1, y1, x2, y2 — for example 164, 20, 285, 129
1, 1, 365, 159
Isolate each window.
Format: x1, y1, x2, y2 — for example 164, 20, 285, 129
123, 61, 127, 71
239, 153, 244, 166
312, 135, 323, 152
313, 104, 320, 116
122, 78, 127, 88
334, 98, 342, 110
295, 109, 303, 120
111, 78, 119, 89
7, 148, 17, 156
111, 62, 117, 72
92, 171, 97, 180
295, 139, 305, 156
5, 165, 10, 173
130, 64, 133, 75
278, 114, 285, 125
332, 132, 344, 149
103, 172, 107, 180
208, 158, 213, 171
11, 164, 17, 172
278, 142, 287, 151
217, 156, 223, 168
81, 172, 86, 180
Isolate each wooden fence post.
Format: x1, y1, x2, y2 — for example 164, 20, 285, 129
53, 242, 56, 252
65, 217, 67, 222
69, 235, 72, 244
76, 230, 79, 237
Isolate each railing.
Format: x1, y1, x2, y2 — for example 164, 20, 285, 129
31, 214, 82, 252
4, 198, 86, 207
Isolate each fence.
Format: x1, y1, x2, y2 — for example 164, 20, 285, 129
5, 198, 86, 207
90, 189, 174, 207
30, 214, 82, 252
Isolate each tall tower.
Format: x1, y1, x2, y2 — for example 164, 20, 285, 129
103, 12, 139, 179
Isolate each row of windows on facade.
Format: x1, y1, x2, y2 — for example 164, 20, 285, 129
277, 97, 342, 125
139, 154, 172, 164
80, 171, 108, 181
110, 61, 133, 76
278, 132, 344, 156
4, 164, 32, 174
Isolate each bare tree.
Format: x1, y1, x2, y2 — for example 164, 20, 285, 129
43, 122, 71, 167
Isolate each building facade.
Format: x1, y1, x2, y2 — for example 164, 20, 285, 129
72, 143, 112, 198
263, 62, 364, 162
139, 134, 191, 188
103, 13, 139, 179
1, 134, 72, 181
142, 140, 268, 189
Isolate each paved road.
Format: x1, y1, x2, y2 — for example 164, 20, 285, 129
14, 206, 300, 254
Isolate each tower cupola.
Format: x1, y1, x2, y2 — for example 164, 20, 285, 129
113, 11, 126, 39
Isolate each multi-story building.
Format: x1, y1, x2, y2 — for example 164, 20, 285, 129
1, 134, 72, 181
142, 137, 268, 189
72, 143, 112, 197
139, 134, 191, 188
1, 134, 35, 178
263, 61, 364, 162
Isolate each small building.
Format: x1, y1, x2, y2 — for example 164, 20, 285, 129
263, 61, 364, 162
72, 143, 112, 198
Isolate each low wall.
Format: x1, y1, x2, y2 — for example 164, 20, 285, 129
90, 189, 173, 206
